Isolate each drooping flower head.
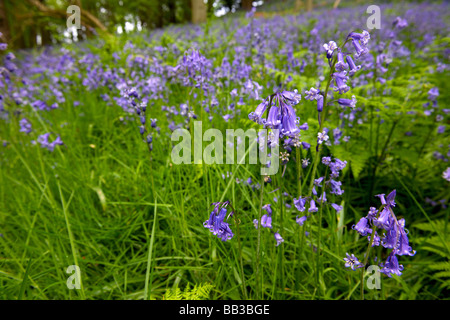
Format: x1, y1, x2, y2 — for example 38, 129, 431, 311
346, 190, 415, 277
323, 41, 337, 59
203, 201, 234, 242
249, 90, 302, 138
274, 232, 284, 246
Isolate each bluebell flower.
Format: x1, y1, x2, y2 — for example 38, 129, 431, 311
274, 232, 284, 246
351, 39, 369, 59
335, 49, 348, 72
337, 95, 357, 108
443, 168, 450, 182
316, 95, 324, 112
203, 202, 234, 242
329, 179, 344, 195
347, 30, 370, 46
318, 192, 327, 203
346, 55, 361, 76
308, 199, 318, 213
261, 214, 272, 229
428, 87, 439, 101
393, 17, 408, 30
35, 133, 63, 151
296, 215, 308, 226
301, 141, 310, 150
352, 217, 371, 236
322, 157, 331, 165
332, 71, 350, 94
331, 203, 343, 213
301, 158, 310, 168
368, 231, 381, 247
317, 130, 329, 144
343, 253, 363, 271
299, 123, 309, 130
19, 118, 32, 134
314, 177, 324, 187
367, 207, 378, 221
249, 90, 301, 138
375, 193, 387, 205
323, 41, 337, 59
265, 105, 280, 128
395, 231, 415, 256
248, 99, 269, 124
380, 252, 404, 277
304, 87, 320, 101
261, 204, 273, 228
373, 206, 391, 229
348, 190, 415, 277
294, 197, 306, 212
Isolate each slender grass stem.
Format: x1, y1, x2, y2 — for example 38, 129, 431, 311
144, 198, 158, 300
256, 174, 265, 299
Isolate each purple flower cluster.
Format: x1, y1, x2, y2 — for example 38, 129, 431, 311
33, 133, 63, 152
253, 204, 273, 229
348, 190, 416, 277
119, 87, 158, 150
179, 48, 213, 92
19, 118, 32, 134
248, 90, 302, 138
443, 168, 450, 182
328, 30, 369, 95
203, 201, 234, 242
252, 204, 285, 246
293, 156, 346, 223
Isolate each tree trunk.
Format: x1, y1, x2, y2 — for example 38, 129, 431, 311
241, 0, 253, 11
307, 0, 313, 12
191, 0, 206, 24
0, 0, 11, 43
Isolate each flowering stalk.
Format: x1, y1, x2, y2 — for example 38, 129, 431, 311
294, 146, 306, 289
278, 169, 286, 296
359, 203, 383, 300
308, 38, 353, 197
307, 56, 337, 196
345, 190, 416, 299
315, 166, 328, 290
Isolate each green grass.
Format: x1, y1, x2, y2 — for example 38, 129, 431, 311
0, 3, 449, 300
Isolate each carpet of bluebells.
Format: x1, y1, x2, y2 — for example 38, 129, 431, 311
0, 3, 449, 300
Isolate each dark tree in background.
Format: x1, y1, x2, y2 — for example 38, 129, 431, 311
0, 0, 256, 49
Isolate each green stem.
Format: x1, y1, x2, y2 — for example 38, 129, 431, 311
231, 203, 248, 300
359, 204, 384, 300
255, 174, 265, 299
278, 168, 285, 299
144, 198, 158, 300
369, 119, 399, 196
295, 147, 304, 291
315, 200, 323, 290
307, 55, 337, 197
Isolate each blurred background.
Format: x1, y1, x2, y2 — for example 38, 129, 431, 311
0, 0, 374, 49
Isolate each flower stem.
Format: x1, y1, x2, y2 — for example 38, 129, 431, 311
231, 203, 248, 300
307, 57, 337, 197
256, 174, 265, 299
360, 205, 384, 300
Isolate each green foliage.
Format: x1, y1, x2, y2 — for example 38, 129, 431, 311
164, 283, 214, 300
